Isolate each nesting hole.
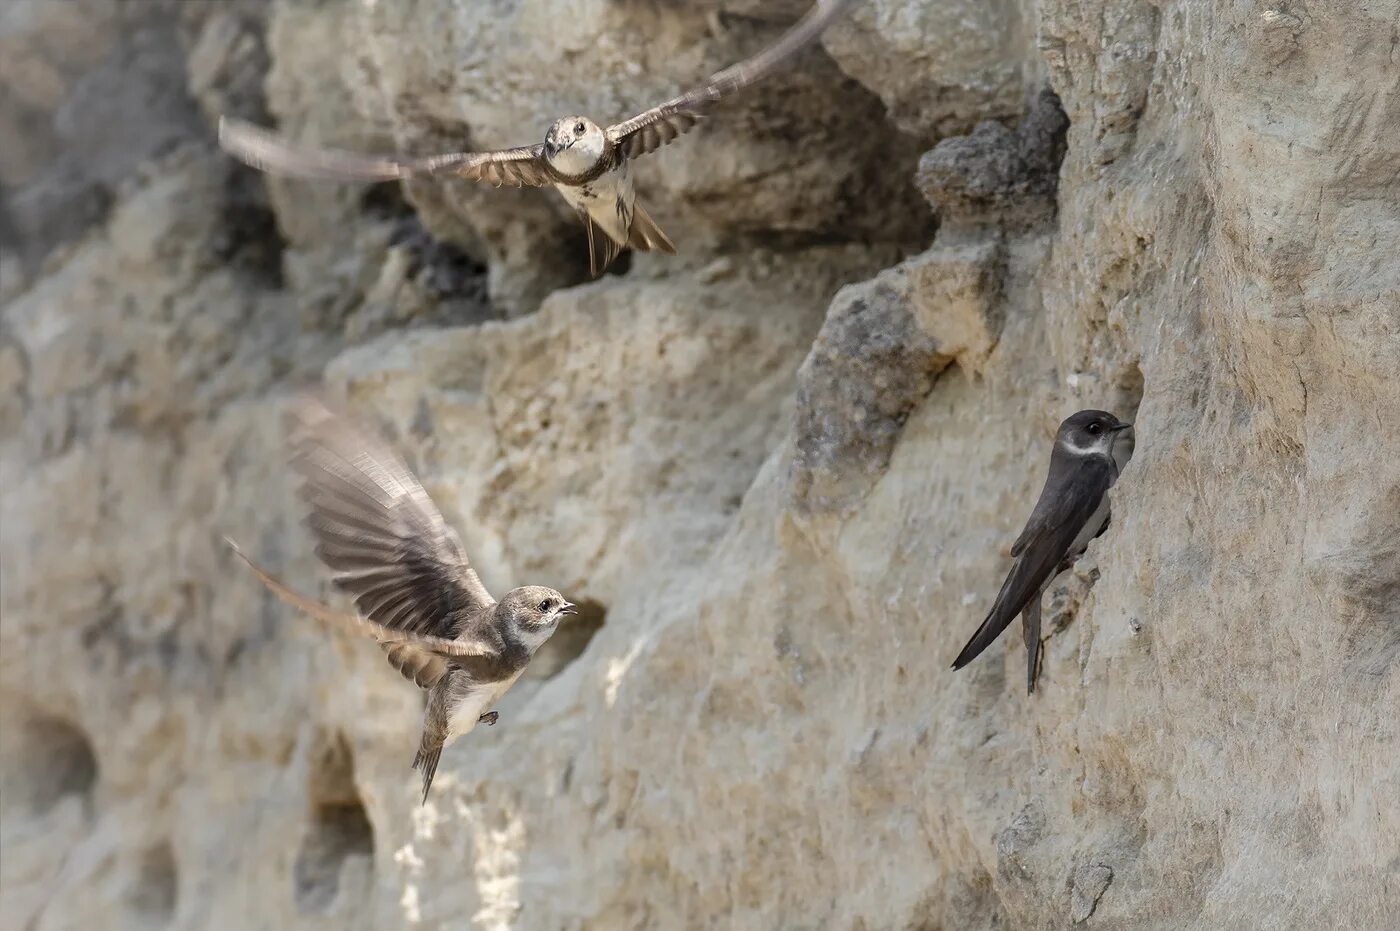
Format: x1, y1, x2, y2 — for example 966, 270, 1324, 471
217, 165, 286, 288
1113, 360, 1145, 423
294, 733, 374, 912
0, 708, 98, 816
528, 597, 607, 679
357, 184, 497, 325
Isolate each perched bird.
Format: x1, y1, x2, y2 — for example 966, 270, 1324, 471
951, 410, 1136, 694
218, 0, 858, 277
226, 398, 576, 803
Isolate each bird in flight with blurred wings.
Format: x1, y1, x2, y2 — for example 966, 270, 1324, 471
226, 398, 577, 804
218, 0, 857, 277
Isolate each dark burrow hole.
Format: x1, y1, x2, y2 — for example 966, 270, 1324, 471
215, 165, 288, 289
528, 597, 607, 680
294, 732, 373, 912
1113, 360, 1145, 424
359, 181, 411, 221
360, 183, 500, 325
1, 709, 98, 816
389, 219, 490, 303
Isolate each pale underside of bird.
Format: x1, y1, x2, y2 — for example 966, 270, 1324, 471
218, 0, 858, 277
227, 398, 575, 803
951, 410, 1136, 694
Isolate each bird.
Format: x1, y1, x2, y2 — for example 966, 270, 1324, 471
951, 410, 1136, 694
226, 397, 577, 803
217, 0, 858, 278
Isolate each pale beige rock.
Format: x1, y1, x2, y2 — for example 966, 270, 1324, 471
824, 0, 1032, 139
3, 0, 1400, 929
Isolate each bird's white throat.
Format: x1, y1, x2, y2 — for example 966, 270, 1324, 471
514, 619, 560, 653
551, 135, 606, 175
1060, 431, 1134, 472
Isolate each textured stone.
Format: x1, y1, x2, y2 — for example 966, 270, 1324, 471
0, 0, 206, 273
824, 0, 1031, 139
917, 88, 1070, 227
1070, 862, 1113, 923
4, 0, 1400, 929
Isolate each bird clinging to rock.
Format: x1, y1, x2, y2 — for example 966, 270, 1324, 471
951, 410, 1135, 694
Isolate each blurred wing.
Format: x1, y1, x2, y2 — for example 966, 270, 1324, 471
285, 397, 495, 640
381, 641, 450, 689
219, 117, 553, 187
225, 538, 497, 661
606, 0, 857, 160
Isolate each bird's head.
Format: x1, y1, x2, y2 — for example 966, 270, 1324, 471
1057, 409, 1135, 465
498, 585, 576, 637
544, 116, 605, 171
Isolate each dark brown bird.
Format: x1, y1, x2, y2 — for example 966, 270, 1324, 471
951, 410, 1135, 693
217, 0, 858, 277
227, 398, 575, 803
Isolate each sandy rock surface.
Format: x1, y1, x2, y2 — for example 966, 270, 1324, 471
2, 0, 1398, 929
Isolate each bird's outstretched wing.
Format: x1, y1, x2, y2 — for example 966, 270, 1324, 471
282, 397, 496, 643
606, 0, 857, 160
950, 457, 1116, 673
219, 117, 553, 187
225, 537, 498, 662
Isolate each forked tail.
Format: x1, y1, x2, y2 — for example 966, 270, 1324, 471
628, 200, 677, 255
412, 737, 443, 805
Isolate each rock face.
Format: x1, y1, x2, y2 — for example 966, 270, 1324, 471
2, 1, 1398, 929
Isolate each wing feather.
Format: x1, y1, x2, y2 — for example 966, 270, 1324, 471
382, 641, 448, 689
950, 458, 1116, 671
607, 0, 857, 159
283, 397, 495, 641
225, 538, 497, 661
219, 117, 553, 187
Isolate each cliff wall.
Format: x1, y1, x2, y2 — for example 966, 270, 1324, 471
2, 1, 1397, 928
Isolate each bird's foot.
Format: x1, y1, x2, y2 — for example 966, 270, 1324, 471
478, 711, 498, 727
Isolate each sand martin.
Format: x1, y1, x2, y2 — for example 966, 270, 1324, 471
226, 398, 576, 803
951, 410, 1135, 694
218, 0, 858, 277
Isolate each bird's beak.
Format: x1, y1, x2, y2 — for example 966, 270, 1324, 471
1110, 422, 1134, 432
559, 602, 578, 618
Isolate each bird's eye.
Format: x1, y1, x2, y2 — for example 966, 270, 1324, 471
574, 122, 586, 134
1087, 423, 1102, 436
538, 599, 552, 611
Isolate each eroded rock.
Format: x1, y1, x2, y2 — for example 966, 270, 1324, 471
3, 1, 1400, 929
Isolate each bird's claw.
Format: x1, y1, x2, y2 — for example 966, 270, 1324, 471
478, 711, 498, 726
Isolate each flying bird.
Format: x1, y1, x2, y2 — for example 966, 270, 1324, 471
951, 410, 1135, 694
227, 398, 576, 803
218, 0, 858, 277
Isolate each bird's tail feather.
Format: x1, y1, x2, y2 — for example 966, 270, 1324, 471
628, 201, 677, 255
1022, 598, 1043, 695
582, 213, 624, 278
950, 564, 1022, 670
412, 740, 443, 805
